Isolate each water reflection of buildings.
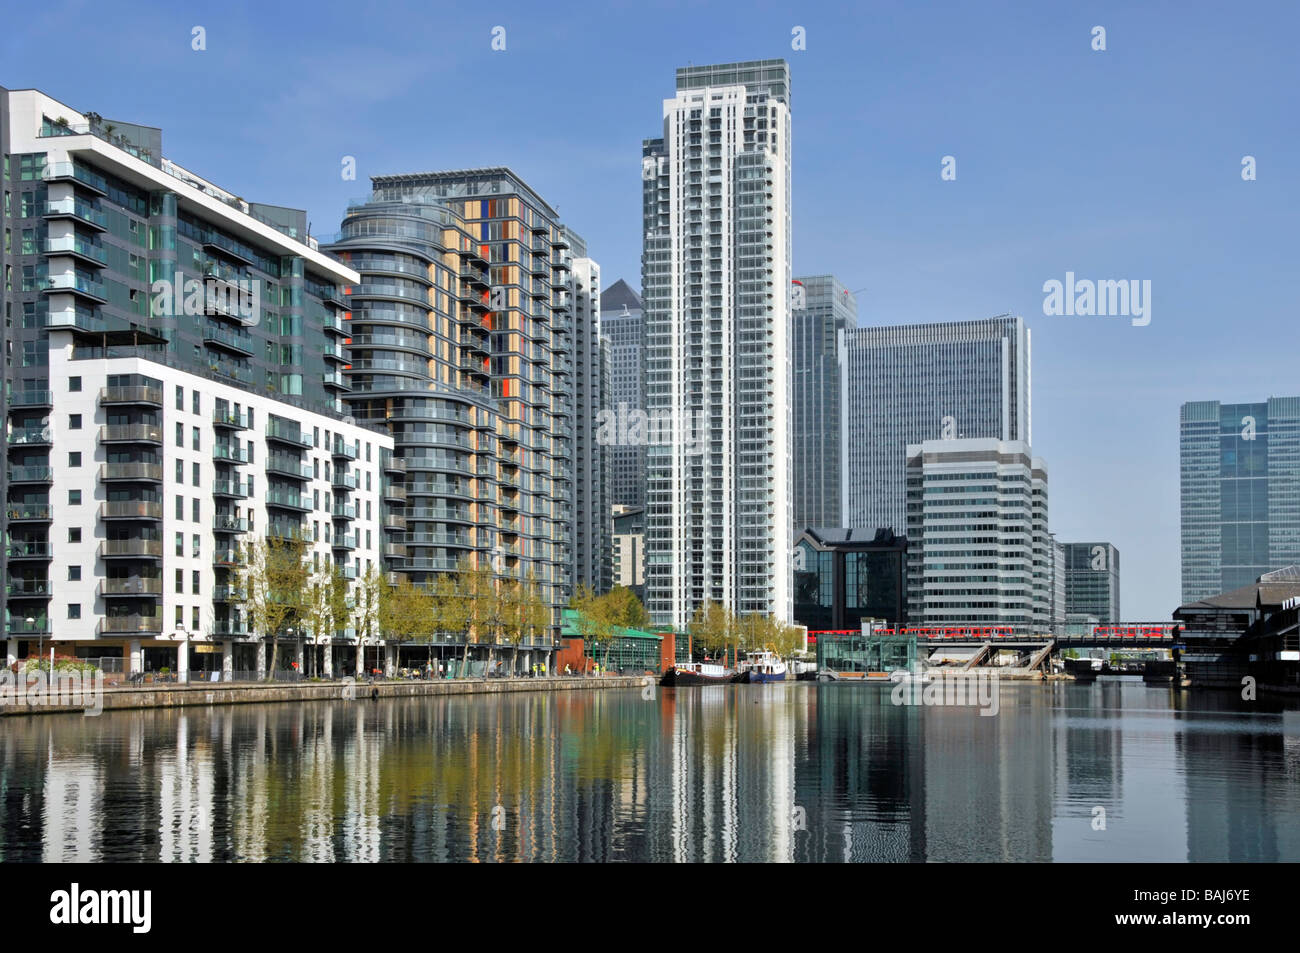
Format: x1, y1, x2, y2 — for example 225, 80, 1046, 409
3, 685, 1299, 862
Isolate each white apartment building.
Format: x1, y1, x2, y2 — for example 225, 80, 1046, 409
641, 60, 793, 628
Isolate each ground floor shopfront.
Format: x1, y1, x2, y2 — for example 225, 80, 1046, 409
4, 637, 558, 684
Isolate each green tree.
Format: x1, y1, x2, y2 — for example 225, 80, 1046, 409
240, 534, 309, 679
502, 570, 549, 674
688, 600, 734, 667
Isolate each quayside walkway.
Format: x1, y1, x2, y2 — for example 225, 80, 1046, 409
0, 674, 648, 717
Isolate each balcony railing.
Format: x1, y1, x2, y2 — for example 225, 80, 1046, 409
99, 578, 163, 596
8, 466, 54, 483
99, 539, 163, 558
100, 501, 163, 520
99, 424, 163, 443
99, 615, 164, 634
7, 504, 52, 521
99, 462, 163, 482
99, 385, 163, 406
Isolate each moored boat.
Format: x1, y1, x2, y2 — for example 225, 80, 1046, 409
737, 649, 788, 683
660, 661, 734, 686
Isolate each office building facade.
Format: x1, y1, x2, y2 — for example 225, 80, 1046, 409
1180, 397, 1300, 603
793, 527, 907, 631
1063, 541, 1120, 623
904, 438, 1050, 628
612, 503, 645, 601
792, 275, 857, 529
1, 88, 390, 675
642, 60, 793, 628
843, 315, 1031, 535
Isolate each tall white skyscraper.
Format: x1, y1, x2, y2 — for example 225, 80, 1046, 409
641, 60, 793, 628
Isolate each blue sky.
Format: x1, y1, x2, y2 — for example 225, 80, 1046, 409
5, 0, 1296, 618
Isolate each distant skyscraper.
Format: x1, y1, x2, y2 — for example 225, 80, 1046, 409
905, 439, 1050, 627
843, 315, 1031, 535
1180, 397, 1300, 602
792, 275, 857, 529
600, 279, 644, 509
1050, 536, 1067, 626
1064, 542, 1121, 623
642, 60, 793, 628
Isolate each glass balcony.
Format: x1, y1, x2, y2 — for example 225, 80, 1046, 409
43, 198, 108, 230
41, 273, 108, 303
213, 479, 250, 498
7, 466, 54, 483
6, 541, 53, 560
7, 503, 52, 521
44, 236, 108, 266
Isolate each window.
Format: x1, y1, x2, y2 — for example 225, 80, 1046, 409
192, 570, 200, 594
68, 376, 81, 392
68, 566, 81, 581
192, 391, 200, 415
175, 532, 184, 556
68, 604, 81, 620
175, 568, 183, 593
68, 527, 81, 543
175, 496, 184, 519
192, 462, 200, 487
191, 607, 200, 631
366, 471, 371, 491
176, 460, 184, 482
68, 489, 81, 505
192, 533, 200, 558
192, 498, 200, 522
176, 606, 184, 627
69, 414, 81, 430
69, 452, 81, 467
176, 422, 183, 447
313, 489, 320, 510
176, 385, 184, 410
192, 427, 200, 451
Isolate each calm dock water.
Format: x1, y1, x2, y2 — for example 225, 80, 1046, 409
1, 680, 1296, 862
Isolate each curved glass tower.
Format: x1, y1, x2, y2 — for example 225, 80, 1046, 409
326, 198, 497, 588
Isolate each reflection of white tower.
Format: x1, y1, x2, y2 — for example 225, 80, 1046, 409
42, 746, 102, 861
159, 715, 214, 862
764, 686, 797, 862
342, 709, 381, 862
300, 707, 336, 861
233, 709, 270, 862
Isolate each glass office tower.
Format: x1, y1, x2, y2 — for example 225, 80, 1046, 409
1180, 397, 1300, 603
843, 315, 1030, 536
792, 275, 857, 530
1063, 541, 1120, 623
